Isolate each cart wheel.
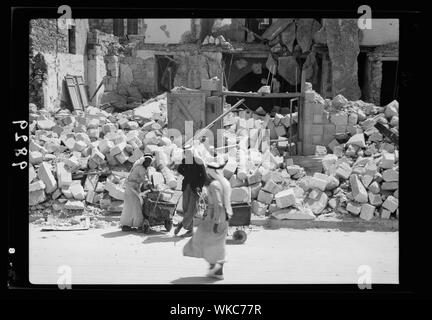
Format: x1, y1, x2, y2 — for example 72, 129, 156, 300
232, 230, 247, 244
164, 219, 173, 232
142, 219, 150, 234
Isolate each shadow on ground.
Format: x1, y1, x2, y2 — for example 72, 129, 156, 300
171, 276, 221, 284
102, 228, 171, 238
142, 235, 186, 244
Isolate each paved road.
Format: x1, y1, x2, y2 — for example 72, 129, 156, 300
29, 224, 398, 285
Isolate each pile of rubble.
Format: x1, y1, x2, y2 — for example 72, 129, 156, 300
29, 83, 399, 225
28, 93, 185, 223
218, 88, 399, 221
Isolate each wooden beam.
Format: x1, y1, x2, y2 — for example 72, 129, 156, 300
221, 91, 302, 98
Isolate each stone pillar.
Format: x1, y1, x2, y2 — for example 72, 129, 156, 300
368, 52, 383, 106
320, 52, 332, 99
87, 44, 107, 106
324, 19, 361, 100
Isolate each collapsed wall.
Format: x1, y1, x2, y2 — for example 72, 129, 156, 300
29, 19, 89, 111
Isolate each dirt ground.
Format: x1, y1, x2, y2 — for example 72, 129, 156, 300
29, 224, 398, 285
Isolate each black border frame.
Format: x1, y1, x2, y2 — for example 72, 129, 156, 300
6, 2, 429, 304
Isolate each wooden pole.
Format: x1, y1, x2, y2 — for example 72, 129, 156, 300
89, 77, 106, 103
184, 98, 245, 147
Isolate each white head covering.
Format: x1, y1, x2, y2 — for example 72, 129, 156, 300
206, 158, 233, 217
132, 153, 154, 169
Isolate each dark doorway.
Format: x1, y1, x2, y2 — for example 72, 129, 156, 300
127, 19, 138, 35
380, 60, 398, 106
156, 55, 177, 93
226, 68, 296, 113
113, 19, 125, 37
68, 25, 76, 54
357, 52, 368, 101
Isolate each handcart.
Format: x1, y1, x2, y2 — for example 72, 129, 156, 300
228, 203, 252, 244
141, 189, 178, 234
198, 192, 252, 245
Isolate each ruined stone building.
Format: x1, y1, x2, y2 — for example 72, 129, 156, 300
29, 18, 399, 112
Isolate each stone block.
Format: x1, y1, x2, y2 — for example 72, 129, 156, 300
275, 189, 296, 208
328, 198, 338, 209
380, 153, 395, 169
231, 187, 251, 203
29, 165, 37, 183
326, 176, 340, 191
29, 151, 44, 165
272, 207, 315, 220
382, 195, 398, 212
56, 162, 72, 188
29, 180, 45, 192
247, 172, 262, 186
86, 189, 95, 203
87, 128, 100, 139
305, 191, 328, 215
75, 132, 91, 144
348, 113, 358, 125
37, 162, 57, 193
368, 192, 383, 206
385, 100, 398, 118
91, 149, 105, 165
262, 180, 282, 195
102, 123, 116, 134
310, 173, 329, 191
70, 181, 85, 200
29, 189, 46, 206
104, 181, 125, 201
350, 174, 368, 203
381, 182, 398, 191
98, 139, 114, 154
64, 200, 85, 210
118, 118, 129, 129
379, 208, 391, 219
382, 169, 398, 182
257, 190, 274, 205
347, 133, 366, 148
360, 203, 375, 220
52, 188, 62, 200
64, 156, 81, 170
73, 140, 87, 152
308, 189, 321, 200
110, 141, 127, 157
360, 175, 373, 188
327, 139, 340, 152
150, 171, 165, 187
115, 151, 129, 164
128, 148, 144, 163
335, 162, 352, 180
230, 174, 246, 188
346, 201, 361, 215
62, 188, 73, 199
251, 200, 268, 216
